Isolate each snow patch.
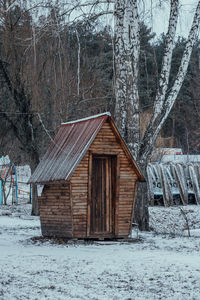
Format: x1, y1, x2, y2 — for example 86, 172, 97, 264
0, 204, 200, 299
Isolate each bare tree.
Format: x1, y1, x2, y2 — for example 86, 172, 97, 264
0, 1, 113, 214
60, 0, 200, 230
115, 0, 200, 230
0, 2, 44, 214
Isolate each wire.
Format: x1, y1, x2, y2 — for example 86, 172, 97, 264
0, 111, 41, 115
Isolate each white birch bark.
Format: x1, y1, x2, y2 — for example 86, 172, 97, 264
114, 0, 140, 159
152, 0, 179, 123
75, 28, 81, 96
139, 0, 200, 165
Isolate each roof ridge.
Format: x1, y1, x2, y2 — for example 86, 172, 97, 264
61, 112, 111, 125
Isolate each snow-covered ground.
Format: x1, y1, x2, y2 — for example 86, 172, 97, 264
0, 204, 200, 300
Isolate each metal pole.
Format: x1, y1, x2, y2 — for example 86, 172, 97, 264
0, 180, 3, 205
14, 165, 18, 205
30, 184, 32, 204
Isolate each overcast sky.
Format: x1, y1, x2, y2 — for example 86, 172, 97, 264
13, 0, 200, 39
144, 0, 199, 38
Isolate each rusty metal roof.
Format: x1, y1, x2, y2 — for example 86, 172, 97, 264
29, 113, 109, 184
29, 112, 144, 184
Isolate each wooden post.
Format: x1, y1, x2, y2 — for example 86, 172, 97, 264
70, 182, 73, 238
106, 157, 110, 233
87, 151, 92, 237
115, 153, 120, 236
0, 180, 3, 205
29, 184, 32, 204
130, 180, 138, 235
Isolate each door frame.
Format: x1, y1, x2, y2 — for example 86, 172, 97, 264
87, 151, 120, 237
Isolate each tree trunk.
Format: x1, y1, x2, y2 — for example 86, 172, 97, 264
134, 181, 149, 231
113, 0, 150, 230
114, 0, 140, 159
133, 159, 150, 231
133, 0, 200, 230
31, 183, 38, 216
30, 158, 39, 216
139, 0, 200, 164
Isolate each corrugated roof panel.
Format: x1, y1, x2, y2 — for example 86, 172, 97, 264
29, 114, 108, 183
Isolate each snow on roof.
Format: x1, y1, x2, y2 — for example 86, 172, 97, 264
61, 112, 111, 125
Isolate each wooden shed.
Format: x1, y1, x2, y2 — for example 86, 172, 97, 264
29, 113, 144, 239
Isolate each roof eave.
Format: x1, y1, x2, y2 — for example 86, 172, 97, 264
28, 178, 68, 185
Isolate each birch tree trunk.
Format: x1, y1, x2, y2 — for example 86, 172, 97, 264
139, 0, 200, 164
113, 0, 149, 229
114, 0, 140, 159
114, 0, 200, 230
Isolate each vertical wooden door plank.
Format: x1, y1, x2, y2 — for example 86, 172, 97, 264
105, 157, 110, 233
101, 158, 105, 232
115, 153, 120, 235
109, 157, 112, 233
88, 154, 118, 237
87, 151, 92, 237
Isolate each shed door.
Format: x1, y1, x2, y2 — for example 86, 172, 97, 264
90, 155, 116, 236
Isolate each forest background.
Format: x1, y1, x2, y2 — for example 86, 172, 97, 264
1, 3, 199, 161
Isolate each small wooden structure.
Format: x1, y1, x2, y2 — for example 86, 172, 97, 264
29, 113, 144, 239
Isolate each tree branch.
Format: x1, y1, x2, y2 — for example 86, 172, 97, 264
152, 0, 179, 122
139, 0, 200, 163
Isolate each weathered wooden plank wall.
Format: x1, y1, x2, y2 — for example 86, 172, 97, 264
39, 120, 138, 238
71, 120, 138, 238
70, 153, 89, 237
38, 183, 72, 237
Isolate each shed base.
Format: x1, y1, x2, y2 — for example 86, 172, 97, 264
32, 235, 140, 245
